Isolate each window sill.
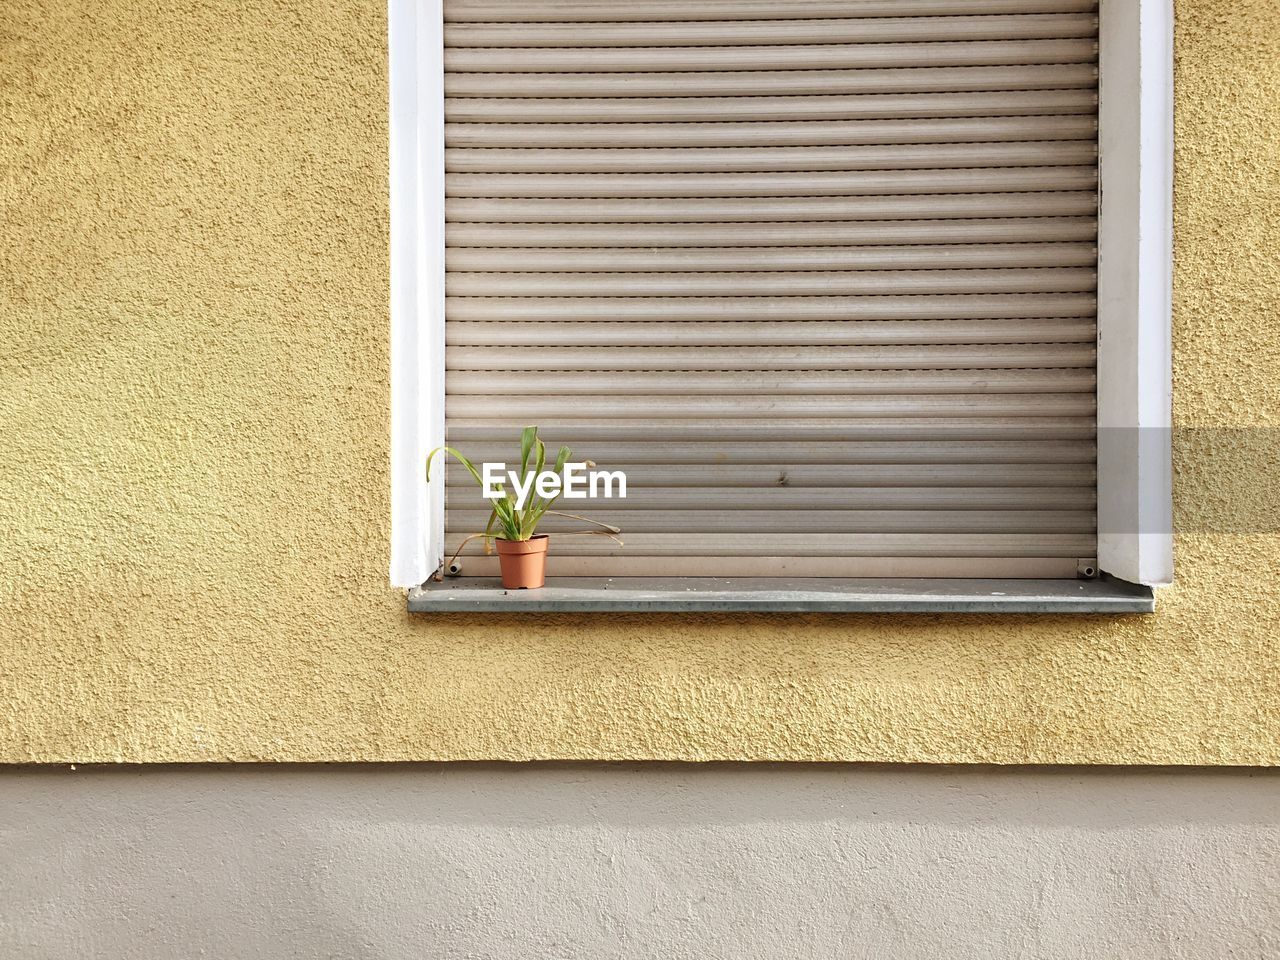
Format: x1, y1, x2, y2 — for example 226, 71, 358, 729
407, 577, 1155, 614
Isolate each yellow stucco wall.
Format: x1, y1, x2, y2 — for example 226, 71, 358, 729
2, 0, 1278, 764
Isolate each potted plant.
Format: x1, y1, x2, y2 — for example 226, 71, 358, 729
426, 426, 621, 589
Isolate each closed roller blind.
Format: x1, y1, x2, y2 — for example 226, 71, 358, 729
443, 0, 1098, 579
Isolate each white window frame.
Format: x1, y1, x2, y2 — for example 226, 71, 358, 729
388, 0, 1174, 590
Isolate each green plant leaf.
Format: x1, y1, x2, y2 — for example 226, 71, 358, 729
426, 445, 484, 487
491, 497, 520, 541
519, 426, 537, 476
523, 444, 569, 527
545, 510, 621, 535
481, 506, 500, 554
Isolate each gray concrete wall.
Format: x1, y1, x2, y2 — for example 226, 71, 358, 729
1, 764, 1277, 959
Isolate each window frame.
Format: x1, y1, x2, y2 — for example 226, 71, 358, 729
389, 0, 1174, 594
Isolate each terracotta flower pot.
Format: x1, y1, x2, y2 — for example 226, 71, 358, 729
494, 535, 549, 589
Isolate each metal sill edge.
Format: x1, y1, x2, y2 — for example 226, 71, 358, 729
407, 577, 1156, 614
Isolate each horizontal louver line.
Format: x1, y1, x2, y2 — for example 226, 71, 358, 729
444, 39, 1097, 73
446, 0, 1098, 22
444, 533, 1097, 557
450, 556, 1084, 577
447, 509, 1095, 534
446, 64, 1099, 98
447, 14, 1097, 48
442, 486, 1095, 509
446, 369, 1095, 395
447, 294, 1096, 321
446, 243, 1098, 272
446, 319, 1097, 346
448, 219, 1096, 246
455, 440, 1094, 463
446, 268, 1096, 297
449, 556, 1085, 578
445, 463, 1095, 485
447, 144, 1097, 175
447, 395, 1096, 418
446, 117, 1097, 149
445, 167, 1096, 199
446, 344, 1096, 370
445, 90, 1096, 123
447, 193, 1096, 223
446, 417, 1097, 441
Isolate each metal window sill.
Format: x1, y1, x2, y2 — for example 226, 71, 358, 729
407, 577, 1155, 614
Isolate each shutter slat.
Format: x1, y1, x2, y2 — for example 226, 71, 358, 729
447, 344, 1096, 371
449, 509, 1095, 534
446, 167, 1096, 199
447, 369, 1096, 396
447, 0, 1098, 22
447, 193, 1097, 223
447, 395, 1097, 418
447, 463, 1095, 486
448, 14, 1097, 48
446, 90, 1096, 124
448, 219, 1097, 247
447, 556, 1082, 578
447, 294, 1097, 322
447, 319, 1097, 347
447, 143, 1099, 175
447, 269, 1096, 298
456, 440, 1094, 464
446, 64, 1099, 98
447, 243, 1098, 272
444, 486, 1096, 509
442, 0, 1098, 577
445, 39, 1097, 73
448, 418, 1095, 442
445, 533, 1097, 557
446, 116, 1097, 149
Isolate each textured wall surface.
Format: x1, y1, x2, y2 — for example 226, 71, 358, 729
1, 0, 1278, 763
2, 764, 1279, 958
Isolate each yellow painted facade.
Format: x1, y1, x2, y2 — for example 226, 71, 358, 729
2, 0, 1278, 764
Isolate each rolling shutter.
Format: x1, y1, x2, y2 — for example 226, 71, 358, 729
443, 0, 1098, 578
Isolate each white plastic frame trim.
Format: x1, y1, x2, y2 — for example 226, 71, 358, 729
389, 0, 445, 588
389, 0, 1176, 589
1097, 0, 1175, 586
